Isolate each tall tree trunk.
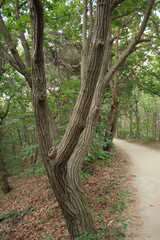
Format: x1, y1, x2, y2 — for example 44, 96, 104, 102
104, 26, 120, 151
30, 0, 112, 238
104, 102, 119, 151
0, 150, 11, 194
29, 0, 155, 239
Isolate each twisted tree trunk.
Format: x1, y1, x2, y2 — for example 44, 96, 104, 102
29, 0, 155, 239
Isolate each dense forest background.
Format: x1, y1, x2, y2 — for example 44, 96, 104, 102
1, 0, 159, 176
0, 0, 160, 239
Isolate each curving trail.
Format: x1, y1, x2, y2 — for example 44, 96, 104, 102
114, 138, 160, 240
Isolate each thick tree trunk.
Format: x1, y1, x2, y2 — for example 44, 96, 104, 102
30, 0, 112, 238
0, 150, 11, 194
29, 0, 155, 239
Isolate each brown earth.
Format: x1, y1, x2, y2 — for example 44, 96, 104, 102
2, 139, 156, 240
0, 147, 134, 240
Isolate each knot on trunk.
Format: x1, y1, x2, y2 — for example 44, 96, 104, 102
37, 91, 45, 102
95, 39, 104, 49
48, 146, 57, 159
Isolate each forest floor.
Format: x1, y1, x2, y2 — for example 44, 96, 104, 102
0, 147, 134, 240
1, 140, 159, 240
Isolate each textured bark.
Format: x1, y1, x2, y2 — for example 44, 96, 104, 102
104, 104, 119, 151
81, 0, 94, 82
0, 99, 11, 194
30, 0, 52, 177
30, 0, 111, 238
29, 0, 154, 239
68, 0, 155, 185
81, 0, 88, 81
0, 150, 11, 194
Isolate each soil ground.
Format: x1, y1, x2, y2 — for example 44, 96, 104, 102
0, 147, 133, 240
1, 139, 159, 240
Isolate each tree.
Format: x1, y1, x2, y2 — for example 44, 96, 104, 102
0, 0, 155, 238
0, 68, 11, 193
29, 0, 155, 239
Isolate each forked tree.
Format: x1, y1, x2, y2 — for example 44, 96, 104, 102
29, 0, 155, 239
0, 0, 155, 238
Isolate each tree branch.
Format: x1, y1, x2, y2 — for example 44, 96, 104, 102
105, 0, 155, 83
54, 0, 112, 166
138, 39, 151, 43
88, 0, 94, 42
0, 15, 32, 87
18, 0, 27, 9
81, 0, 88, 81
112, 7, 142, 20
30, 0, 44, 61
0, 45, 24, 74
15, 0, 31, 68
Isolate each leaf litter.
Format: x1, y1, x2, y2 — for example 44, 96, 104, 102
0, 148, 134, 240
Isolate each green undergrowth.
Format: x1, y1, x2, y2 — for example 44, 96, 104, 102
0, 207, 35, 224
81, 147, 113, 180
97, 188, 129, 213
5, 144, 39, 176
16, 160, 45, 178
75, 222, 128, 240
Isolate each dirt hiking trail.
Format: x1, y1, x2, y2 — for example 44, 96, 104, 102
114, 138, 160, 240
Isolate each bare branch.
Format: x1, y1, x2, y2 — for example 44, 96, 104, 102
138, 39, 151, 43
